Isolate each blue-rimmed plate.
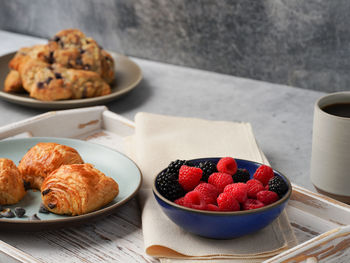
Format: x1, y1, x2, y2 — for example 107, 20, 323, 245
0, 137, 142, 231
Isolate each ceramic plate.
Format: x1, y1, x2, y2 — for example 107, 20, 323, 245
0, 137, 142, 231
0, 51, 142, 109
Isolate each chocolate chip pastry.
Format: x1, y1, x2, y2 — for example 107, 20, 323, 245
0, 158, 26, 205
18, 142, 84, 189
4, 29, 115, 101
41, 163, 119, 215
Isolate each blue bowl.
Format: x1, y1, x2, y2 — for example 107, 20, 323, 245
152, 158, 292, 239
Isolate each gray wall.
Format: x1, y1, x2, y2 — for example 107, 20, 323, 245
0, 0, 349, 92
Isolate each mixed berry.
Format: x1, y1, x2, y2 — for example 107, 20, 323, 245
156, 157, 288, 212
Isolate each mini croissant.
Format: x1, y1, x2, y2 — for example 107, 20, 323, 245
0, 158, 26, 205
18, 142, 84, 189
41, 163, 119, 215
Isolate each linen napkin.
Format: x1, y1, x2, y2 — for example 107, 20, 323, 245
124, 112, 297, 262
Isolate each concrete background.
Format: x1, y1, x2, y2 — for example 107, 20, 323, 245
1, 0, 350, 92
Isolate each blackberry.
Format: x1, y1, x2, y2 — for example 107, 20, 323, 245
232, 168, 250, 183
156, 171, 185, 201
165, 159, 193, 174
268, 176, 288, 198
196, 161, 217, 182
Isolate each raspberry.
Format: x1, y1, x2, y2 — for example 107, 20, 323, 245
223, 183, 248, 203
179, 165, 203, 191
217, 192, 240, 211
156, 171, 185, 201
208, 172, 233, 192
253, 165, 274, 185
243, 199, 265, 210
246, 179, 264, 198
206, 204, 220, 211
257, 190, 279, 205
232, 168, 251, 183
194, 183, 219, 204
183, 191, 207, 210
217, 157, 237, 175
268, 176, 289, 198
174, 197, 185, 206
197, 161, 217, 182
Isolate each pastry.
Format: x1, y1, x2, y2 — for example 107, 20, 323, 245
18, 59, 73, 101
18, 142, 84, 189
41, 163, 119, 216
4, 45, 50, 93
9, 44, 50, 71
48, 29, 115, 84
4, 70, 24, 93
18, 59, 110, 101
100, 49, 115, 84
3, 29, 115, 101
0, 158, 26, 205
63, 67, 111, 99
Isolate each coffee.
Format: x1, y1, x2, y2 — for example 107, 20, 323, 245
322, 103, 350, 118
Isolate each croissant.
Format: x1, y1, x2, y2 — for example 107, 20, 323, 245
18, 142, 84, 189
41, 163, 119, 216
0, 158, 26, 205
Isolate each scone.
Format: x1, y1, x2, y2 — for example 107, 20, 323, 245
9, 44, 50, 71
4, 44, 50, 93
18, 59, 111, 101
41, 163, 119, 216
3, 29, 115, 100
4, 70, 24, 93
0, 158, 26, 205
18, 59, 73, 101
18, 142, 84, 189
49, 29, 115, 84
63, 67, 111, 99
100, 49, 115, 84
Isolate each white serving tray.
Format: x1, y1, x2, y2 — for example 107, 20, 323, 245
0, 106, 349, 263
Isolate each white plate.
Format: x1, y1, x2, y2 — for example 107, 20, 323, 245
0, 137, 142, 231
0, 51, 142, 109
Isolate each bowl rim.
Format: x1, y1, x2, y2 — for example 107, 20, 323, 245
152, 157, 292, 216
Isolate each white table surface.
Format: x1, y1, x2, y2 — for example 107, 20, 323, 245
0, 30, 328, 262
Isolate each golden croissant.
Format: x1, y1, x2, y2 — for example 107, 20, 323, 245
0, 158, 26, 205
18, 142, 84, 189
41, 163, 119, 215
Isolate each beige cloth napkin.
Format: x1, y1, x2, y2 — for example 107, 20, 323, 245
124, 112, 297, 262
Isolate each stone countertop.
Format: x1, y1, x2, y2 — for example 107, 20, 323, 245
0, 30, 325, 191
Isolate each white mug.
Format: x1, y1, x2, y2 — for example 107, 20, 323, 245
311, 91, 350, 203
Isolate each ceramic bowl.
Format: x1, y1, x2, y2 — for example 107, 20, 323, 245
152, 157, 292, 239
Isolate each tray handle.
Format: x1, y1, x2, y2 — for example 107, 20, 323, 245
265, 225, 350, 262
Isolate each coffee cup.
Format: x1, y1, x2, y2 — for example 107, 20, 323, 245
311, 91, 350, 204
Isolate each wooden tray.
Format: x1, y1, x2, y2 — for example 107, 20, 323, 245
0, 106, 349, 262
